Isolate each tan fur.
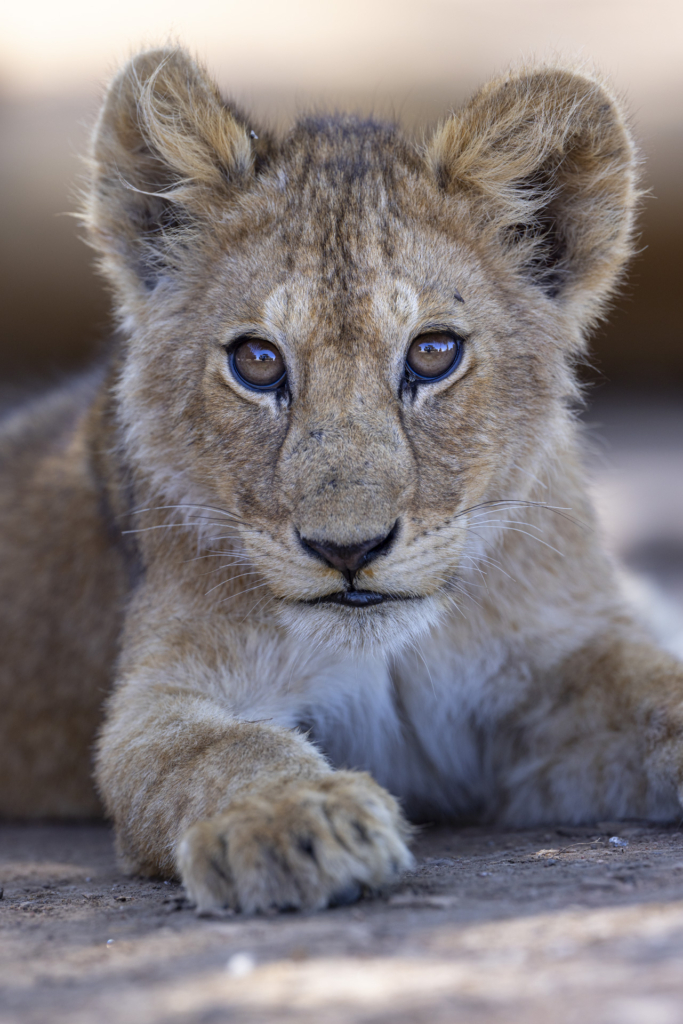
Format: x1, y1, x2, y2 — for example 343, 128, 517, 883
1, 47, 681, 914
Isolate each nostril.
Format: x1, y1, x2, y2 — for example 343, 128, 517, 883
299, 522, 398, 584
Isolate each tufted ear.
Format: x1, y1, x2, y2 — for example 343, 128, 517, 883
85, 47, 256, 293
427, 66, 640, 324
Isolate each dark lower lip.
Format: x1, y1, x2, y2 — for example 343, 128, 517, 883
305, 591, 413, 608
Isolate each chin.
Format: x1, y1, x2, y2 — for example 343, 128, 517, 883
274, 592, 444, 656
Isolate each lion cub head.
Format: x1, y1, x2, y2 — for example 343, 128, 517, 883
86, 48, 637, 650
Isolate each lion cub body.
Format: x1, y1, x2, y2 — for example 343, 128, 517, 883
1, 49, 682, 913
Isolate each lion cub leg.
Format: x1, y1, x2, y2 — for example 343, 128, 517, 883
499, 635, 683, 825
96, 670, 412, 915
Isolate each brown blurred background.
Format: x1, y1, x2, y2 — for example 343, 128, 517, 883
1, 0, 682, 389
1, 0, 682, 627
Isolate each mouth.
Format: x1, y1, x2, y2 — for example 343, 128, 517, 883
304, 590, 415, 608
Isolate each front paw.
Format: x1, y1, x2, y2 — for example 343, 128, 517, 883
176, 772, 414, 914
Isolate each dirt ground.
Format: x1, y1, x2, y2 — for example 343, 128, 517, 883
2, 819, 683, 1024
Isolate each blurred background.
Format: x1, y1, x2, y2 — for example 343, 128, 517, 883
1, 0, 682, 628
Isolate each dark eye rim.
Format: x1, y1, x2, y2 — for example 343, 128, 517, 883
226, 336, 288, 393
405, 331, 465, 384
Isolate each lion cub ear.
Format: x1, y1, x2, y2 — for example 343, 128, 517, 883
427, 66, 639, 324
85, 47, 255, 293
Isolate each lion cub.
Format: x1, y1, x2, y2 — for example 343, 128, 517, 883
1, 47, 682, 914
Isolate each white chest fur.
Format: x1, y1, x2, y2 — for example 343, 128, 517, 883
256, 633, 520, 820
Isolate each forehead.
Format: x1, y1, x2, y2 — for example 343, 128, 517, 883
276, 117, 434, 279
216, 117, 476, 342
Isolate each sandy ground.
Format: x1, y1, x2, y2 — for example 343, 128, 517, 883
2, 820, 683, 1024
1, 393, 682, 1024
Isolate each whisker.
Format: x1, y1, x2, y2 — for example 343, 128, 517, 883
457, 499, 570, 516
204, 571, 262, 596
127, 503, 246, 523
195, 561, 256, 578
466, 516, 545, 532
217, 582, 271, 606
461, 560, 489, 585
122, 522, 259, 537
183, 535, 253, 549
453, 499, 584, 530
448, 576, 484, 609
429, 574, 458, 587
453, 575, 488, 589
444, 593, 466, 620
122, 522, 208, 535
185, 516, 244, 527
463, 553, 517, 583
469, 525, 565, 557
240, 593, 275, 624
182, 551, 250, 564
509, 462, 548, 490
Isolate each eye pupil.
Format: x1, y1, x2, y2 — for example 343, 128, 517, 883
230, 337, 286, 390
406, 332, 462, 382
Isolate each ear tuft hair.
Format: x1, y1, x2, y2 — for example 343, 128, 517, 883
85, 47, 256, 293
427, 65, 640, 323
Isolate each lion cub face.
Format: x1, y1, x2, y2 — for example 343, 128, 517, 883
88, 51, 636, 650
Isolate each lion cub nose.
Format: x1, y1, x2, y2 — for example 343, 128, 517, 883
300, 525, 397, 584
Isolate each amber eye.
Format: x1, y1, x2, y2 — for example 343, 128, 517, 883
405, 331, 463, 382
229, 337, 286, 391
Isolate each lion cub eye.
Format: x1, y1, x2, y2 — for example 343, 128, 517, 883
405, 332, 463, 382
229, 337, 286, 391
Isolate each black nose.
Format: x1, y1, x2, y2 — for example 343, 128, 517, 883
299, 524, 397, 584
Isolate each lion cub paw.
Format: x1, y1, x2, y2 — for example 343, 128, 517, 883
176, 772, 414, 915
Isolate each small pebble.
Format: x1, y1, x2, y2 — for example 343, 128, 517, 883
226, 952, 255, 977
609, 836, 629, 848
106, 939, 114, 946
